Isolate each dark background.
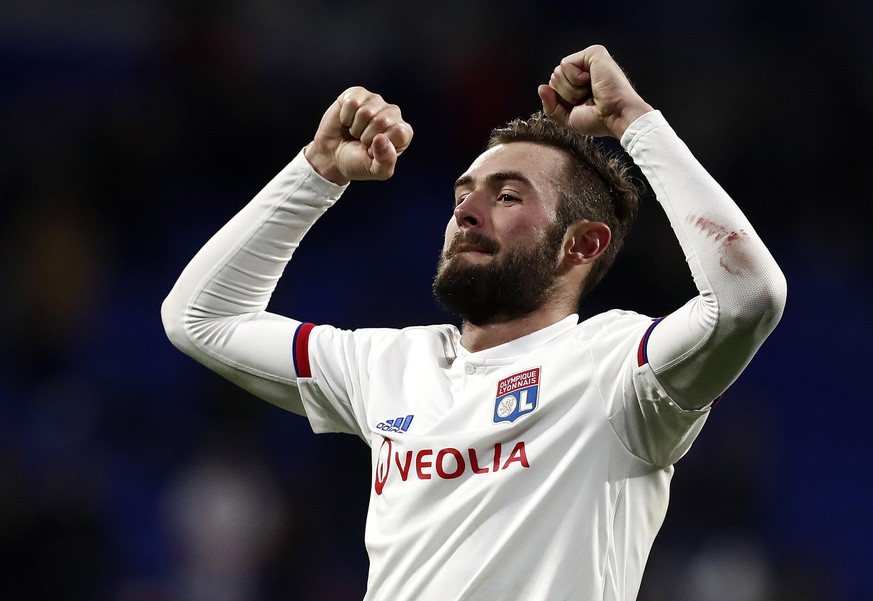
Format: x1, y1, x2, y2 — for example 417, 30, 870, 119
1, 1, 871, 600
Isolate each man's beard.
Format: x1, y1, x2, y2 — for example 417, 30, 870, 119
432, 228, 563, 326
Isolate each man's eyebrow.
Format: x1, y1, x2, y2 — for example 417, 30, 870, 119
453, 171, 534, 191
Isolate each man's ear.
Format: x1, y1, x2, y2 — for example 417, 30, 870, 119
562, 221, 612, 266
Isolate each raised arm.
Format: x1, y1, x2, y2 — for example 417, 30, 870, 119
541, 45, 787, 409
161, 88, 412, 414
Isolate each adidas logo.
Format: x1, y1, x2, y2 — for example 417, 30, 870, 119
376, 414, 414, 433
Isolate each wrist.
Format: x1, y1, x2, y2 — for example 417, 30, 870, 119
607, 100, 655, 139
304, 143, 350, 186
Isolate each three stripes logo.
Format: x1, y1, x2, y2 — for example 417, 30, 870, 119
376, 414, 414, 434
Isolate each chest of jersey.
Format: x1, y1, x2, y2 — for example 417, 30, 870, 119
352, 327, 652, 601
361, 331, 629, 498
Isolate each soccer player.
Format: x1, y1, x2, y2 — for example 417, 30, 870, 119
162, 44, 786, 600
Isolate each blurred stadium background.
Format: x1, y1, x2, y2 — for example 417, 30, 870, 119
1, 1, 871, 599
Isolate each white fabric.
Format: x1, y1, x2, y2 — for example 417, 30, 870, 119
162, 150, 345, 414
302, 311, 706, 601
162, 111, 787, 601
625, 113, 787, 408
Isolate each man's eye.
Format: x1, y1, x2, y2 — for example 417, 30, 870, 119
454, 194, 468, 207
498, 193, 519, 203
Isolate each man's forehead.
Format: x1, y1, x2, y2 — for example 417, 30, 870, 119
460, 142, 567, 188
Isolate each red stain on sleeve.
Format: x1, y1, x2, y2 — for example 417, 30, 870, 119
688, 215, 753, 276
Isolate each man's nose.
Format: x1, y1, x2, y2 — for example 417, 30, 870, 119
454, 191, 485, 229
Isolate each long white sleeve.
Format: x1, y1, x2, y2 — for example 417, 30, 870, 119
621, 111, 787, 409
161, 151, 347, 414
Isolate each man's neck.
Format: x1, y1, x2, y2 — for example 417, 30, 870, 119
459, 305, 576, 353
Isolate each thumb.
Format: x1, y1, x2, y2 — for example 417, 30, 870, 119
537, 84, 569, 124
369, 134, 398, 180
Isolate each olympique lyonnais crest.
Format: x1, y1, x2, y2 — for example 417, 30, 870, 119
493, 367, 541, 424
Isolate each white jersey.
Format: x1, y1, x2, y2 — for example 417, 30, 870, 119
162, 111, 787, 601
299, 312, 707, 600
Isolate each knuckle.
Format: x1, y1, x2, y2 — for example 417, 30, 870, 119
372, 113, 393, 129
341, 96, 362, 111
342, 86, 363, 101
357, 105, 377, 120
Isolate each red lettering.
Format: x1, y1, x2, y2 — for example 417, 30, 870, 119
377, 440, 530, 492
502, 441, 530, 470
416, 449, 433, 479
436, 448, 465, 479
468, 448, 490, 474
395, 451, 413, 481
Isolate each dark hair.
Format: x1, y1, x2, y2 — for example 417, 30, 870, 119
487, 111, 640, 299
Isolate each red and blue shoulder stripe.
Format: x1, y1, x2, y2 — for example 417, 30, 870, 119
292, 322, 316, 378
637, 316, 665, 367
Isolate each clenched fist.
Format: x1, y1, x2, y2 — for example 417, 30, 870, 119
304, 87, 414, 185
538, 45, 654, 139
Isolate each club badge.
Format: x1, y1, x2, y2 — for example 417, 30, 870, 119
493, 367, 540, 424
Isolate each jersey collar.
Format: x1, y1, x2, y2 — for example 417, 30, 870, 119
455, 314, 579, 365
